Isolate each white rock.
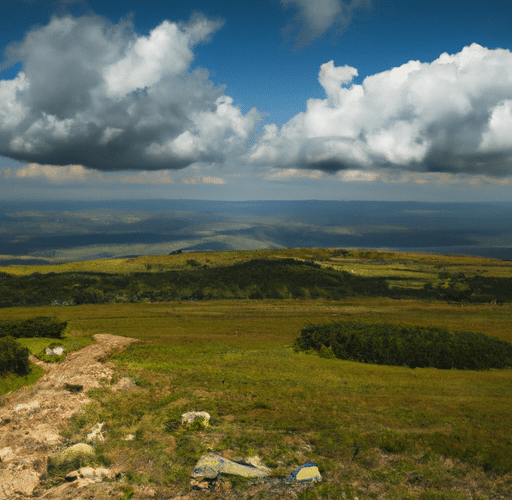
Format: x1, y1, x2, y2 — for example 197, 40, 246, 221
181, 411, 210, 427
78, 466, 112, 481
44, 346, 65, 356
86, 422, 105, 443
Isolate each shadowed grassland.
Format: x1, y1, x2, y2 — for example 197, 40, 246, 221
2, 297, 512, 498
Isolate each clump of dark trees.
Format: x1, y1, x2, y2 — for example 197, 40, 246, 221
0, 317, 67, 338
0, 317, 67, 376
295, 321, 512, 370
0, 337, 30, 376
0, 259, 389, 307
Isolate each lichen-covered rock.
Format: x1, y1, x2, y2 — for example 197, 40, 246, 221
192, 452, 270, 479
287, 462, 322, 482
50, 442, 96, 473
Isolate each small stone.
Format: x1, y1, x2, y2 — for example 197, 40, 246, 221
65, 470, 80, 482
44, 346, 65, 356
181, 411, 210, 428
0, 446, 13, 463
190, 478, 210, 490
217, 480, 232, 490
86, 422, 105, 443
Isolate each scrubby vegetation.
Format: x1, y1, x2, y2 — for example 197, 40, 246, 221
0, 316, 67, 338
0, 257, 390, 306
0, 336, 30, 376
295, 321, 512, 370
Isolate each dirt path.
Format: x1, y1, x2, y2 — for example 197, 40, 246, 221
0, 334, 138, 499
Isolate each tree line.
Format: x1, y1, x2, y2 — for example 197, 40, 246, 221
0, 259, 511, 307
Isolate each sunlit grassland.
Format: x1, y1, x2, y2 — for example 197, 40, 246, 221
3, 248, 512, 281
0, 332, 95, 396
3, 297, 512, 498
16, 333, 95, 361
0, 364, 45, 396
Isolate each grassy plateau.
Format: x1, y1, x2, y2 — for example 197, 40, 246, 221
0, 248, 511, 499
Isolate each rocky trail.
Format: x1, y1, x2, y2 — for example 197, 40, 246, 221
0, 334, 138, 499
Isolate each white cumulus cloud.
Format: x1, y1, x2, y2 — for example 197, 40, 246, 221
0, 13, 261, 171
248, 44, 512, 177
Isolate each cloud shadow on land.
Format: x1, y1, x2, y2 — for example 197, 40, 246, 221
1, 200, 511, 261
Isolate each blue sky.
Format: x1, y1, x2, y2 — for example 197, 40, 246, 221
1, 0, 512, 201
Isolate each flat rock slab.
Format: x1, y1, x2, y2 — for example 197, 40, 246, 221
287, 462, 322, 482
192, 453, 270, 479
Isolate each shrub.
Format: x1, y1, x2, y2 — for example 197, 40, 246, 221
295, 321, 512, 370
0, 336, 30, 376
0, 317, 67, 339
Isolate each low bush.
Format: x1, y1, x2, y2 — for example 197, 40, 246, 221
0, 336, 30, 376
0, 317, 67, 339
295, 321, 512, 370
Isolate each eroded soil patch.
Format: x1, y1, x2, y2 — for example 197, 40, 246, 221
0, 334, 137, 499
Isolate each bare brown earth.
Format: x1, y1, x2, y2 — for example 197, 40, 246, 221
0, 335, 308, 500
0, 334, 141, 499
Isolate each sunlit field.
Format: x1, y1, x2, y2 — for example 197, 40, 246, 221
2, 288, 511, 498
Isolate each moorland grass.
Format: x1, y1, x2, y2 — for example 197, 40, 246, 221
2, 249, 512, 498
3, 296, 510, 498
